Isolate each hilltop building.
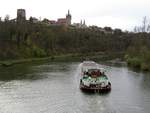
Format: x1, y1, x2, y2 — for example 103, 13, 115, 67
66, 10, 71, 25
56, 10, 71, 26
49, 20, 56, 24
42, 18, 51, 25
29, 17, 39, 23
17, 9, 26, 23
15, 9, 72, 26
73, 19, 87, 28
48, 10, 72, 26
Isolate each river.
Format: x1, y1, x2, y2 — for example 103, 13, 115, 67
0, 61, 150, 113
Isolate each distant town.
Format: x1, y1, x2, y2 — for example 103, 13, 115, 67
8, 9, 87, 28
0, 9, 122, 34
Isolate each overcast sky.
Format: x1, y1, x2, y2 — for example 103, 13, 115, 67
0, 0, 150, 31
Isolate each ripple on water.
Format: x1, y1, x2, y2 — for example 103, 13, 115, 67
0, 62, 150, 113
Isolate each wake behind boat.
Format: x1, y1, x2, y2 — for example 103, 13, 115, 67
79, 61, 111, 92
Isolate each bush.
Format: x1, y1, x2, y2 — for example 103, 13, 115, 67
32, 46, 47, 57
141, 63, 149, 71
126, 57, 142, 68
22, 47, 33, 58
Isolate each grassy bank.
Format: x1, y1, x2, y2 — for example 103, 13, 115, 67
125, 56, 150, 71
0, 54, 76, 67
0, 52, 124, 67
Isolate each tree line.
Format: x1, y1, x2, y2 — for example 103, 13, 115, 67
0, 17, 150, 71
126, 16, 150, 71
0, 19, 129, 59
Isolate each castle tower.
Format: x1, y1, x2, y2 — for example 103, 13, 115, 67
17, 9, 26, 23
80, 20, 82, 25
66, 10, 71, 25
83, 20, 85, 25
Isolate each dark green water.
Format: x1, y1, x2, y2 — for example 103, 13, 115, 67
0, 62, 149, 113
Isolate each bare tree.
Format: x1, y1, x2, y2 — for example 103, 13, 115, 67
134, 16, 150, 33
134, 26, 137, 33
142, 16, 147, 32
4, 14, 10, 22
147, 22, 150, 32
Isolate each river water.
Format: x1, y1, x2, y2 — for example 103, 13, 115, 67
0, 62, 150, 113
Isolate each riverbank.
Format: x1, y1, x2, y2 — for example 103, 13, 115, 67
0, 54, 76, 67
125, 57, 150, 72
0, 52, 124, 67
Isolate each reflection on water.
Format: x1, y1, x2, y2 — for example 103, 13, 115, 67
0, 63, 42, 80
0, 62, 149, 113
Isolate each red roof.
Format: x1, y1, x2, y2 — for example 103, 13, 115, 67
57, 18, 67, 24
49, 20, 56, 24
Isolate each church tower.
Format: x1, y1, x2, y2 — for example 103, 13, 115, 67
66, 10, 71, 25
17, 9, 26, 23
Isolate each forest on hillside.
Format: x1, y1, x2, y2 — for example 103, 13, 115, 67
0, 18, 150, 71
0, 19, 128, 58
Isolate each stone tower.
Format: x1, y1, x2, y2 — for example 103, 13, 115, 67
17, 9, 26, 23
66, 10, 71, 25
